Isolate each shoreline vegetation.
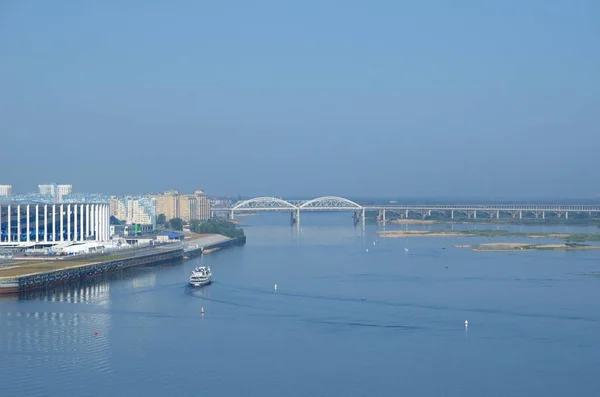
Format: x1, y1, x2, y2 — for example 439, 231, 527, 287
377, 230, 600, 251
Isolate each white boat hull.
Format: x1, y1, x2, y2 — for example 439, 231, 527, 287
190, 278, 212, 287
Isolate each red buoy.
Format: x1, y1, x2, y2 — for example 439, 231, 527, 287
94, 330, 98, 336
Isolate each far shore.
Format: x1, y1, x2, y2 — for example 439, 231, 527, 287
455, 242, 600, 252
385, 219, 436, 224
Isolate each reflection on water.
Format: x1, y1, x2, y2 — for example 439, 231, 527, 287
1, 213, 600, 397
20, 280, 111, 304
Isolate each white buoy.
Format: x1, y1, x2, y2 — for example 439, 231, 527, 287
464, 320, 468, 327
373, 241, 376, 246
274, 284, 278, 291
366, 248, 369, 253
201, 307, 205, 314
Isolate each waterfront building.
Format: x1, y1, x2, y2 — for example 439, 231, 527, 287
38, 184, 73, 202
0, 201, 110, 244
109, 196, 156, 228
0, 185, 12, 197
151, 190, 179, 221
179, 191, 211, 222
151, 189, 211, 222
194, 191, 211, 220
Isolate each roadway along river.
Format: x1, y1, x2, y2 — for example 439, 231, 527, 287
1, 213, 600, 396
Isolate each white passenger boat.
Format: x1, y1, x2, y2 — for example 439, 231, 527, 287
189, 266, 212, 287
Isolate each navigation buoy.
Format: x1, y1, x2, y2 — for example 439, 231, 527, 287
366, 248, 369, 253
274, 284, 278, 291
201, 307, 205, 315
464, 320, 468, 327
94, 330, 98, 336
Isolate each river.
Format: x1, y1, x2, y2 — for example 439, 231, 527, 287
1, 213, 600, 396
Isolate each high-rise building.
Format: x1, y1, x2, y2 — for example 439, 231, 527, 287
110, 196, 156, 228
110, 196, 127, 220
151, 189, 211, 222
38, 184, 73, 202
151, 190, 179, 220
194, 190, 211, 221
179, 194, 195, 222
0, 185, 12, 197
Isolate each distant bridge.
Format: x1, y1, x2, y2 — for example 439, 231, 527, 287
210, 196, 600, 225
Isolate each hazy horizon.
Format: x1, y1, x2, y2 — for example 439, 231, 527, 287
1, 1, 598, 199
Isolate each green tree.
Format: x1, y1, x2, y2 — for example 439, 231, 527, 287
156, 213, 166, 225
189, 219, 202, 231
190, 218, 245, 238
169, 217, 184, 231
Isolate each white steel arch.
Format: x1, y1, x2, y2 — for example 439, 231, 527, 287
299, 196, 363, 211
232, 197, 298, 211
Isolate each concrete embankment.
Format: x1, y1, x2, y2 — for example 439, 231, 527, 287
0, 234, 246, 295
0, 246, 183, 295
183, 235, 246, 258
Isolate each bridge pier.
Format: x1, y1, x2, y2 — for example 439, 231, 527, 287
229, 210, 235, 220
451, 210, 454, 219
291, 209, 300, 225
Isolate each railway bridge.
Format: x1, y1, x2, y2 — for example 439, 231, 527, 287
211, 196, 600, 225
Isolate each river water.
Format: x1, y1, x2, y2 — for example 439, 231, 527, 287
1, 213, 600, 397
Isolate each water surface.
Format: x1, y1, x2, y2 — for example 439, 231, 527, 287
1, 213, 599, 396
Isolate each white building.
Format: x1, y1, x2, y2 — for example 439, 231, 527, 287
110, 196, 156, 228
38, 184, 73, 202
0, 201, 110, 244
0, 185, 12, 197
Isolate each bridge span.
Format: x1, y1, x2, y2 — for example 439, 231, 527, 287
210, 196, 600, 225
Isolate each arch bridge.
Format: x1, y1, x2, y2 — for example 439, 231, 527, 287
223, 196, 365, 225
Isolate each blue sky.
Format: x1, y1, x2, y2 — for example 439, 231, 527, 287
1, 1, 599, 199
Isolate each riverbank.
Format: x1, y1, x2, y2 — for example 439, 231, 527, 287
182, 234, 246, 258
379, 217, 600, 226
456, 243, 600, 252
386, 219, 436, 224
0, 233, 246, 295
378, 230, 600, 242
0, 246, 184, 294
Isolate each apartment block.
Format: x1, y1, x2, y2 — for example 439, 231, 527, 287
0, 185, 12, 197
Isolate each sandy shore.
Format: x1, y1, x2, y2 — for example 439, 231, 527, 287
525, 234, 569, 239
379, 231, 463, 238
457, 242, 600, 252
387, 219, 436, 224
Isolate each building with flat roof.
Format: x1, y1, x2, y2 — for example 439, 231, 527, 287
110, 196, 156, 229
151, 190, 179, 221
152, 189, 211, 222
38, 184, 73, 202
0, 201, 110, 244
0, 185, 12, 197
